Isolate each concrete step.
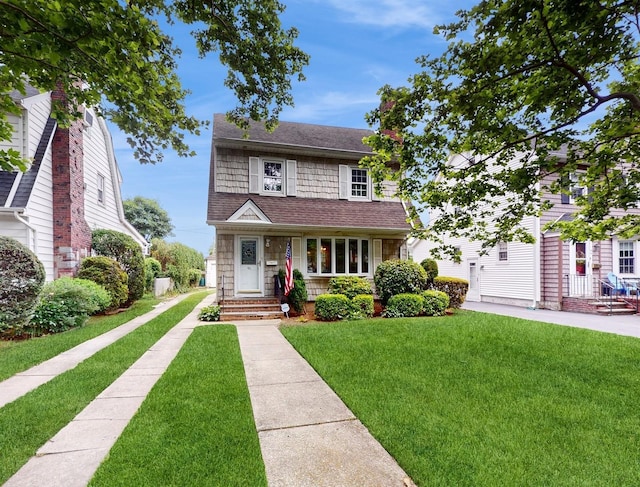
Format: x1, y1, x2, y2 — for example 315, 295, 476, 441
596, 307, 637, 315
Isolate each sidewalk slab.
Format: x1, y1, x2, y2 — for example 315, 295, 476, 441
236, 321, 414, 486
259, 420, 411, 487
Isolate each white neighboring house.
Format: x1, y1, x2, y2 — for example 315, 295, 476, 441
0, 84, 147, 281
410, 150, 640, 314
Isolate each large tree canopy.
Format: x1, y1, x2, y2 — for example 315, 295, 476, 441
363, 0, 640, 259
0, 0, 309, 171
123, 196, 173, 241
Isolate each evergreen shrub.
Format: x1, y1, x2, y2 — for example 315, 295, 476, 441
327, 276, 372, 299
0, 236, 45, 337
279, 268, 308, 313
374, 259, 428, 304
421, 289, 450, 316
92, 229, 145, 304
352, 294, 374, 318
314, 294, 352, 321
30, 277, 111, 334
383, 293, 424, 318
420, 258, 439, 286
144, 257, 162, 292
78, 256, 128, 310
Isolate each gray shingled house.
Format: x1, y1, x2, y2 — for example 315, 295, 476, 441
207, 114, 412, 315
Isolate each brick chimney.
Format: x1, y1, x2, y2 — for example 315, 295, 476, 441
51, 89, 92, 278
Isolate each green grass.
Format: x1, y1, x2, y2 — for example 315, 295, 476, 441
282, 311, 640, 486
0, 295, 160, 381
90, 326, 267, 487
0, 291, 208, 484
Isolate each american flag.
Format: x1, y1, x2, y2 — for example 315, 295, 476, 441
284, 240, 294, 296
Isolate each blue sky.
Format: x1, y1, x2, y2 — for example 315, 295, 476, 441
108, 1, 474, 256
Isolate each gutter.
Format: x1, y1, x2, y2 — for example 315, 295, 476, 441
0, 208, 38, 252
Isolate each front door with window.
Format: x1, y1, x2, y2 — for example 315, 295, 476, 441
236, 237, 263, 296
467, 259, 480, 301
569, 241, 592, 296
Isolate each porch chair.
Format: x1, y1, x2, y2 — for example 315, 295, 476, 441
607, 272, 632, 296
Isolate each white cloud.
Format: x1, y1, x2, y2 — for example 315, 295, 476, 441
323, 0, 442, 29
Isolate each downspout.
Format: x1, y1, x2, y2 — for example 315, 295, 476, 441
12, 210, 38, 253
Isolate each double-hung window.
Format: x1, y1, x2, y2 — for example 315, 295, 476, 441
306, 237, 370, 275
339, 165, 371, 201
619, 241, 635, 274
497, 242, 508, 262
249, 157, 296, 196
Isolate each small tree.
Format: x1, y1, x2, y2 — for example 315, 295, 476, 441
420, 258, 439, 287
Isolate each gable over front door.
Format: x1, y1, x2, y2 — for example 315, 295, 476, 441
235, 236, 264, 296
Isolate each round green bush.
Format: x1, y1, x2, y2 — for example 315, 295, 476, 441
144, 257, 162, 292
0, 236, 45, 336
78, 256, 128, 310
420, 258, 439, 286
314, 294, 352, 321
352, 294, 374, 318
30, 277, 110, 334
421, 290, 450, 316
327, 276, 373, 299
383, 293, 424, 318
374, 259, 428, 305
432, 276, 469, 308
92, 229, 145, 304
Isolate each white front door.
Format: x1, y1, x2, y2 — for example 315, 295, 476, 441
467, 259, 480, 302
236, 236, 263, 296
569, 241, 592, 296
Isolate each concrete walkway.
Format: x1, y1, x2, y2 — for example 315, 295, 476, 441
462, 301, 640, 338
2, 295, 413, 487
236, 321, 412, 487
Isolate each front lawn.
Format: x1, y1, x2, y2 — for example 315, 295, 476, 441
0, 291, 208, 484
90, 326, 266, 486
0, 295, 160, 381
282, 312, 640, 486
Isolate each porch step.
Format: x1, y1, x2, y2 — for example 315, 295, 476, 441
219, 298, 285, 321
589, 300, 637, 315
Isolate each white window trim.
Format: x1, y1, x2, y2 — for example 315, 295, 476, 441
569, 172, 586, 204
497, 242, 508, 262
614, 238, 637, 277
304, 236, 371, 276
249, 156, 296, 196
97, 173, 105, 205
339, 164, 372, 201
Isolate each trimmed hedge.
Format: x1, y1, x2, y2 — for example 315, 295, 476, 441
0, 236, 45, 337
78, 256, 129, 310
421, 290, 450, 316
327, 276, 372, 299
352, 294, 374, 318
374, 259, 428, 305
314, 294, 352, 321
30, 277, 111, 334
383, 293, 424, 318
92, 229, 145, 304
432, 276, 469, 308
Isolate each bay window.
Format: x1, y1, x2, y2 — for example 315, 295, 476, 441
306, 237, 370, 275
